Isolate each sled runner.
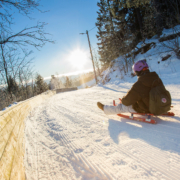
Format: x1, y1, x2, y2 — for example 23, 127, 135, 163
113, 99, 175, 124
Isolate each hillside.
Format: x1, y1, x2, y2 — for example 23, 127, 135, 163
100, 25, 180, 86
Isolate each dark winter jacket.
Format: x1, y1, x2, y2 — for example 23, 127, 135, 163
121, 71, 164, 113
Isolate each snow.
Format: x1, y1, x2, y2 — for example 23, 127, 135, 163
24, 83, 180, 180
160, 25, 180, 38
78, 78, 96, 89
24, 29, 180, 179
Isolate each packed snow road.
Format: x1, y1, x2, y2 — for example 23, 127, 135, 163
24, 83, 180, 180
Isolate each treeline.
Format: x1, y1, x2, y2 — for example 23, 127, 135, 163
0, 74, 49, 110
49, 71, 97, 89
96, 0, 180, 66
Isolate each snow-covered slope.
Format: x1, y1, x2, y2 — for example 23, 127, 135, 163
101, 27, 180, 86
24, 27, 180, 179
24, 83, 180, 180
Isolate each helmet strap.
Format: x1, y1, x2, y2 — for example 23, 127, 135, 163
142, 67, 148, 71
136, 68, 149, 77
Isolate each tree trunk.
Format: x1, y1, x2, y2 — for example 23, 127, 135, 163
135, 8, 144, 39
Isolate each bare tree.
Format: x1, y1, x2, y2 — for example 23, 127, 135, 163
0, 0, 54, 110
18, 66, 35, 99
0, 0, 54, 91
160, 27, 180, 59
0, 22, 54, 48
0, 45, 33, 88
0, 0, 54, 47
0, 0, 42, 25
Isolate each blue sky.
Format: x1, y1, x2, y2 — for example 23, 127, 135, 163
13, 0, 99, 78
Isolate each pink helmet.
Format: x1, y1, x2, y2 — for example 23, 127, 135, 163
132, 59, 149, 74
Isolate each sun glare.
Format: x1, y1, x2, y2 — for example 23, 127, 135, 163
67, 49, 89, 70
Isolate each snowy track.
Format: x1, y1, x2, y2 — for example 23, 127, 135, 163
24, 84, 180, 180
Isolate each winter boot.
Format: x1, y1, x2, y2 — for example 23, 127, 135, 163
97, 102, 104, 110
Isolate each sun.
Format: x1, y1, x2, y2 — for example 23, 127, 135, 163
67, 49, 89, 70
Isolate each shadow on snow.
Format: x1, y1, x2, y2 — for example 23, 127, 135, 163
108, 115, 180, 154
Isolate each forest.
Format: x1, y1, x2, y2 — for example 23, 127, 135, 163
96, 0, 180, 69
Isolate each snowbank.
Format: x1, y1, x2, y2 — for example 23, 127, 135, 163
0, 90, 55, 180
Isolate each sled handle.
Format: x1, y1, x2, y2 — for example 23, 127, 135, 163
113, 100, 116, 106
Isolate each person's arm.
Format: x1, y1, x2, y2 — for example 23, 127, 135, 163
121, 82, 142, 106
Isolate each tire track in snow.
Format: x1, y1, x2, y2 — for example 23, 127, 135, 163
50, 103, 179, 179
51, 102, 105, 126
104, 127, 180, 180
129, 140, 180, 172
48, 125, 110, 180
120, 141, 180, 180
25, 104, 77, 180
61, 133, 112, 180
45, 95, 164, 179
46, 112, 113, 180
105, 120, 180, 180
60, 131, 116, 180
50, 97, 180, 179
46, 99, 153, 179
43, 97, 123, 179
43, 103, 111, 179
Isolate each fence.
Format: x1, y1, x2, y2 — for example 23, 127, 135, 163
0, 90, 56, 180
56, 87, 77, 93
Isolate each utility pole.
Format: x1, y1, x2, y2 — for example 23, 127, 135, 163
80, 30, 98, 84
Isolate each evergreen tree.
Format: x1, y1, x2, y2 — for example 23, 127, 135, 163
5, 76, 18, 101
96, 0, 112, 65
151, 0, 180, 35
8, 76, 18, 94
35, 74, 49, 94
96, 0, 180, 73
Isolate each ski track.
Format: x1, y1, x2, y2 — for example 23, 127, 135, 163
24, 85, 180, 180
